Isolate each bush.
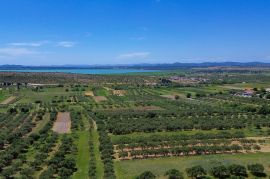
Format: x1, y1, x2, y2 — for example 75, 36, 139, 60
247, 163, 266, 177
186, 165, 206, 179
165, 169, 184, 179
228, 164, 247, 177
136, 171, 156, 179
210, 165, 230, 179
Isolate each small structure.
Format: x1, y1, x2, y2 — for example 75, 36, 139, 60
232, 88, 255, 98
243, 88, 255, 97
169, 76, 208, 84
113, 90, 126, 96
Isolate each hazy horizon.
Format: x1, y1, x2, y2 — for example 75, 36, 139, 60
0, 0, 270, 65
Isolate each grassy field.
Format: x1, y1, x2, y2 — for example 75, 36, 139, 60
73, 115, 90, 179
92, 121, 104, 178
0, 90, 9, 102
93, 87, 109, 96
115, 153, 270, 179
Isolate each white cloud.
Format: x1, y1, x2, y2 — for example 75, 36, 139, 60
0, 47, 38, 57
117, 52, 150, 59
56, 41, 76, 48
7, 41, 49, 47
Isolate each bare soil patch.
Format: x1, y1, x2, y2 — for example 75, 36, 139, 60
161, 94, 176, 100
85, 91, 94, 97
93, 96, 107, 102
1, 96, 16, 105
52, 112, 71, 134
113, 90, 126, 96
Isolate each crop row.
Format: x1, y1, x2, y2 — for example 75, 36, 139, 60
118, 144, 259, 160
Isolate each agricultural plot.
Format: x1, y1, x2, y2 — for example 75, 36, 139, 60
52, 112, 71, 133
0, 68, 270, 179
93, 96, 107, 103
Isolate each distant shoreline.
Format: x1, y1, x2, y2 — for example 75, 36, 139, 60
0, 68, 159, 75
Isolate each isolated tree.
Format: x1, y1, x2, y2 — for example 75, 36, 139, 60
186, 165, 206, 179
165, 169, 184, 179
228, 164, 247, 177
211, 165, 230, 179
186, 93, 192, 98
136, 171, 156, 179
247, 163, 265, 177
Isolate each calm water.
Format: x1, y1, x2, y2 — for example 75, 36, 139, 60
0, 68, 158, 74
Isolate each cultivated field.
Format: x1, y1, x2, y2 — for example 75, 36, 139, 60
0, 67, 270, 179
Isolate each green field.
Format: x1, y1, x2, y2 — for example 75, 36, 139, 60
115, 153, 270, 179
73, 115, 90, 179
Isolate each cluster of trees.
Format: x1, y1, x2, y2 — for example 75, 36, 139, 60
113, 131, 245, 146
90, 112, 116, 179
0, 110, 57, 178
3, 115, 33, 147
20, 111, 58, 178
0, 138, 32, 177
70, 110, 84, 130
137, 163, 266, 179
29, 133, 58, 172
117, 138, 259, 153
40, 135, 77, 178
96, 100, 269, 134
31, 111, 59, 179
39, 111, 57, 135
136, 169, 184, 179
113, 131, 262, 160
0, 113, 30, 148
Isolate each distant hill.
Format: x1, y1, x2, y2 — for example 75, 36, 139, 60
0, 62, 270, 70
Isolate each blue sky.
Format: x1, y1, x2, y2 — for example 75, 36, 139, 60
0, 0, 270, 65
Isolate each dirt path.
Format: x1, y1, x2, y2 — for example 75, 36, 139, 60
0, 96, 16, 104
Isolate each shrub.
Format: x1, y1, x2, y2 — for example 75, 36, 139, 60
211, 165, 230, 179
228, 164, 247, 177
136, 171, 156, 179
165, 169, 184, 179
247, 163, 265, 177
186, 165, 206, 178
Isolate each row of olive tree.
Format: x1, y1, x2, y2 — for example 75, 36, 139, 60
136, 163, 266, 179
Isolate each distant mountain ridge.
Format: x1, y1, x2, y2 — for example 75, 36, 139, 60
0, 62, 270, 70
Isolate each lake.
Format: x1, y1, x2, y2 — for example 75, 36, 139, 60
0, 68, 158, 74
